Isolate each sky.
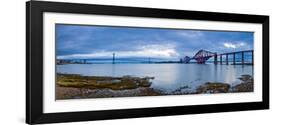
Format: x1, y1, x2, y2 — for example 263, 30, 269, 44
56, 24, 253, 61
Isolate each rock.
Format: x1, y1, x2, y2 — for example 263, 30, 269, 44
57, 73, 153, 90
196, 82, 230, 94
232, 82, 253, 92
232, 74, 254, 92
96, 79, 121, 84
172, 85, 191, 94
238, 74, 253, 82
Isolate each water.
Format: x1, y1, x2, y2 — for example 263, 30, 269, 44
57, 64, 253, 93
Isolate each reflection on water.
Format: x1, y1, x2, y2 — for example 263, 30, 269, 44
57, 64, 253, 92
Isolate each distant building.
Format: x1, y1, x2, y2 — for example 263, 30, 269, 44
179, 58, 183, 63
56, 59, 71, 65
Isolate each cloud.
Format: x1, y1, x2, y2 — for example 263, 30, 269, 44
56, 24, 254, 59
223, 42, 247, 49
223, 43, 236, 49
175, 30, 204, 38
57, 44, 179, 59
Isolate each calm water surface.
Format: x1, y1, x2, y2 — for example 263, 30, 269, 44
57, 64, 253, 92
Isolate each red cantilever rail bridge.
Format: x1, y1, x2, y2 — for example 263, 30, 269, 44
183, 49, 253, 65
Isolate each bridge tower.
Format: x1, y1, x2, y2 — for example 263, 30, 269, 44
112, 53, 115, 64
183, 56, 191, 63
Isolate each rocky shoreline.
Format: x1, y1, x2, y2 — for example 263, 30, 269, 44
56, 74, 159, 99
172, 74, 253, 94
56, 74, 253, 100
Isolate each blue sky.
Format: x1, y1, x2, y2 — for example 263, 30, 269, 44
56, 24, 253, 60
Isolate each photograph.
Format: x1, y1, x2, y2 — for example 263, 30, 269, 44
55, 24, 254, 100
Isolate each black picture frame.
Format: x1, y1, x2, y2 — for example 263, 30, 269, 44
26, 1, 269, 124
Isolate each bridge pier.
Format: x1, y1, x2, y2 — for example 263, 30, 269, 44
226, 54, 228, 65
252, 51, 254, 65
220, 55, 222, 64
241, 52, 244, 65
233, 53, 236, 65
214, 54, 217, 64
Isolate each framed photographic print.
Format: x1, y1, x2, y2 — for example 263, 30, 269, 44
26, 1, 269, 124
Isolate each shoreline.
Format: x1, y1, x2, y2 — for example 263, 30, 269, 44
56, 73, 253, 100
